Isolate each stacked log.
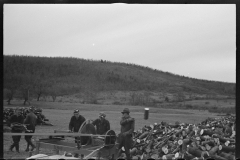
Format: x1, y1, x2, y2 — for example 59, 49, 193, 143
3, 107, 53, 126
128, 115, 235, 160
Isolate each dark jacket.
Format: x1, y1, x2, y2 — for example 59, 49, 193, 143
69, 115, 86, 132
120, 115, 135, 136
8, 114, 24, 132
92, 118, 110, 135
24, 112, 37, 130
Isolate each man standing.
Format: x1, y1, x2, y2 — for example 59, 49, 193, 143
24, 106, 37, 152
8, 107, 25, 153
118, 108, 135, 160
69, 109, 86, 144
92, 112, 110, 135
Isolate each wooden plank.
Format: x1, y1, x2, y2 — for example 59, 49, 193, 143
3, 132, 109, 136
37, 142, 79, 152
41, 141, 76, 147
39, 142, 93, 155
84, 147, 102, 159
38, 140, 103, 150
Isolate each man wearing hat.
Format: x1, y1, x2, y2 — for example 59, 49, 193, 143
92, 112, 110, 135
69, 109, 86, 144
24, 106, 37, 152
118, 108, 135, 159
8, 107, 25, 153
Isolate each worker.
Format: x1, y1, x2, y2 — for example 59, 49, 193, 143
68, 109, 86, 144
24, 106, 37, 152
118, 108, 135, 159
92, 112, 110, 135
8, 107, 25, 153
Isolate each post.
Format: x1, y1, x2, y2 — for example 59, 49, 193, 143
144, 108, 149, 120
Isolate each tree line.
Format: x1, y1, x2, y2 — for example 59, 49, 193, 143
3, 55, 235, 105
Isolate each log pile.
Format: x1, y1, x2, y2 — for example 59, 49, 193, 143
3, 107, 53, 126
123, 115, 235, 160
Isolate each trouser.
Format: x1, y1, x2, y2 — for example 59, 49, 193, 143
10, 135, 21, 151
118, 134, 132, 159
75, 136, 81, 143
25, 128, 35, 149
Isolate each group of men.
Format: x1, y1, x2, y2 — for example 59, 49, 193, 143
8, 107, 135, 159
4, 107, 49, 126
68, 108, 135, 159
8, 107, 37, 153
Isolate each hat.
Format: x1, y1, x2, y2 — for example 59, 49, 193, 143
121, 108, 130, 114
29, 107, 34, 112
99, 112, 106, 118
74, 109, 79, 113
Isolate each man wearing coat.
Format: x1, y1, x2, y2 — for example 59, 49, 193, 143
118, 108, 135, 159
8, 107, 25, 153
24, 106, 37, 152
68, 109, 86, 145
92, 112, 110, 135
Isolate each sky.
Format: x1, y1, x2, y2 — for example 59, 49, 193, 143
4, 4, 236, 83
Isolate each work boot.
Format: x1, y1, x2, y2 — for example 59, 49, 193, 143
9, 144, 14, 152
28, 140, 36, 151
15, 144, 20, 153
25, 143, 30, 152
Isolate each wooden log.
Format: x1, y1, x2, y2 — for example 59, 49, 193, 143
183, 153, 195, 160
212, 134, 228, 143
171, 146, 180, 154
153, 138, 167, 149
201, 140, 215, 147
198, 136, 206, 141
131, 155, 139, 160
147, 139, 154, 149
134, 132, 142, 139
130, 147, 137, 156
152, 129, 163, 136
187, 147, 209, 158
175, 129, 183, 137
168, 124, 180, 128
150, 153, 159, 159
162, 154, 175, 159
210, 154, 228, 160
139, 131, 149, 139
198, 125, 208, 130
198, 145, 206, 151
220, 145, 235, 153
201, 129, 214, 136
188, 131, 195, 137
182, 139, 191, 153
219, 152, 235, 160
205, 144, 212, 151
132, 140, 138, 147
208, 145, 219, 156
134, 143, 145, 148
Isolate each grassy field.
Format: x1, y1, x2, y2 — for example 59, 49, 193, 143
3, 100, 220, 159
179, 99, 235, 108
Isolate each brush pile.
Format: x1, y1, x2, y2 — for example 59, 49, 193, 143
3, 107, 53, 126
121, 115, 236, 160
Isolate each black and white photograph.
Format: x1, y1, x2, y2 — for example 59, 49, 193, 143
3, 4, 236, 159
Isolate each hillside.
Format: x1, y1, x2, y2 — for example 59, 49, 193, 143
3, 55, 235, 105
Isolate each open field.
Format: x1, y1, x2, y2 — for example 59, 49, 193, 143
179, 99, 235, 108
3, 100, 221, 159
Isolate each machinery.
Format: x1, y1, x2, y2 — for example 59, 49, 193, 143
23, 120, 119, 160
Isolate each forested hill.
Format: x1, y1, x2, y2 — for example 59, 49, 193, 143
3, 55, 235, 103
